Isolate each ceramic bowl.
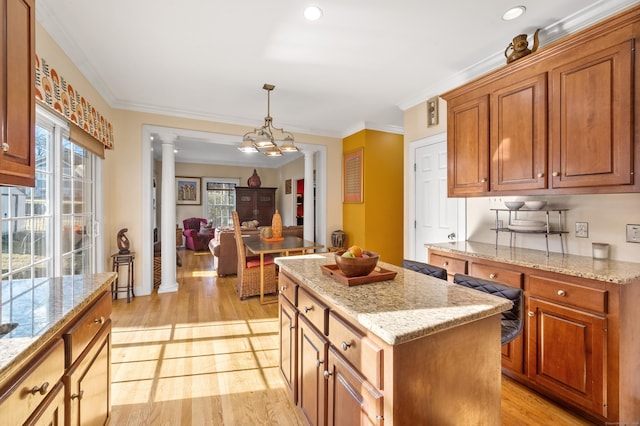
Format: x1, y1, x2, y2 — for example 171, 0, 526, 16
504, 201, 524, 210
524, 200, 547, 210
335, 250, 379, 277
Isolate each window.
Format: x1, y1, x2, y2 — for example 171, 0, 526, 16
204, 178, 238, 228
1, 108, 100, 297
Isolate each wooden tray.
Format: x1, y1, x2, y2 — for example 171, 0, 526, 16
320, 264, 397, 286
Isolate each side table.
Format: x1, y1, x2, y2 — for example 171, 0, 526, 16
111, 252, 135, 302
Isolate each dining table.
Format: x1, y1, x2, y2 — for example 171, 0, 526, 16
243, 235, 324, 304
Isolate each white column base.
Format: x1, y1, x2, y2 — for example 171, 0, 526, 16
157, 281, 179, 293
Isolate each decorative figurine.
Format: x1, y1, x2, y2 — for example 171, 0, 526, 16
117, 228, 130, 254
505, 29, 540, 64
247, 169, 261, 187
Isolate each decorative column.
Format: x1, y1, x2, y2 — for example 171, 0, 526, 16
159, 133, 179, 293
303, 151, 315, 242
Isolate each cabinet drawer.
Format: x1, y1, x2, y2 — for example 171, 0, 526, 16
298, 287, 329, 335
529, 276, 607, 313
329, 312, 383, 389
0, 339, 64, 426
429, 253, 467, 277
470, 262, 523, 288
63, 290, 112, 367
279, 272, 298, 306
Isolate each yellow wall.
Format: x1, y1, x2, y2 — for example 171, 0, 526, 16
344, 130, 404, 265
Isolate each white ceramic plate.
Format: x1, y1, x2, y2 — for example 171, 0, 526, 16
511, 219, 545, 227
508, 224, 547, 232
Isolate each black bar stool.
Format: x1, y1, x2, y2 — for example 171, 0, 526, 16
111, 252, 135, 302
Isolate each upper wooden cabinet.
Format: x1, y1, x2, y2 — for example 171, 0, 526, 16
442, 5, 640, 197
0, 0, 36, 187
550, 39, 634, 189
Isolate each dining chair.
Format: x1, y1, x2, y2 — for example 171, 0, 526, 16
401, 259, 448, 280
452, 273, 524, 345
231, 211, 277, 299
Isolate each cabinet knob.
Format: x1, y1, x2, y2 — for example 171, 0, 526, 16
1, 143, 8, 152
94, 316, 105, 325
552, 172, 559, 177
480, 178, 487, 183
537, 172, 544, 178
315, 359, 324, 368
489, 273, 496, 279
289, 325, 295, 330
30, 382, 49, 395
557, 290, 566, 297
341, 341, 352, 351
71, 390, 84, 400
303, 306, 314, 313
323, 370, 332, 379
528, 311, 535, 317
443, 261, 449, 267
280, 285, 287, 292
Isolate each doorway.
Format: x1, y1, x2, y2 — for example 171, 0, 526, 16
411, 133, 465, 262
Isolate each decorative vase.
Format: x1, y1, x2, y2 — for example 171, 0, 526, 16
260, 226, 273, 239
331, 230, 346, 248
272, 210, 282, 238
247, 169, 261, 187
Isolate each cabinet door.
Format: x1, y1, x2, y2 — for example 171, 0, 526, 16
279, 296, 298, 404
235, 189, 256, 223
491, 73, 547, 191
0, 0, 35, 187
527, 297, 607, 417
550, 39, 633, 189
65, 322, 111, 426
298, 315, 328, 426
255, 189, 275, 226
447, 94, 490, 196
326, 347, 383, 426
24, 381, 65, 426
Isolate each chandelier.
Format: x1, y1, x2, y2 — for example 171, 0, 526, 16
238, 83, 299, 156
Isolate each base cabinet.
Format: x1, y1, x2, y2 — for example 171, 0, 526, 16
25, 381, 65, 426
326, 347, 383, 426
298, 316, 328, 426
527, 297, 606, 416
279, 296, 298, 404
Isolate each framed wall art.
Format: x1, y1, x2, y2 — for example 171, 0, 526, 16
285, 178, 292, 194
175, 176, 201, 205
343, 148, 363, 203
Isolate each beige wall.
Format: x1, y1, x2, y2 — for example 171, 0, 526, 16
36, 24, 343, 292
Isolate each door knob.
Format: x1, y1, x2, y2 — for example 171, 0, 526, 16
447, 233, 456, 240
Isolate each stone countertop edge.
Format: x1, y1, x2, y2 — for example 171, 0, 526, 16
0, 272, 116, 384
275, 254, 511, 346
425, 241, 640, 284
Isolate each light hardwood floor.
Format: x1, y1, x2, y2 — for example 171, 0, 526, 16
111, 249, 596, 425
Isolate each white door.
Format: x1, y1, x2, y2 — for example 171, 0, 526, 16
414, 137, 460, 262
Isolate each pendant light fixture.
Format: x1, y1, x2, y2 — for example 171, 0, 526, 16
238, 84, 299, 156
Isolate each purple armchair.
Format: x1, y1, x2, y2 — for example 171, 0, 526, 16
182, 217, 213, 251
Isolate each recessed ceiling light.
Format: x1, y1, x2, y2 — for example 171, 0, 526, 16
502, 6, 526, 21
304, 5, 323, 21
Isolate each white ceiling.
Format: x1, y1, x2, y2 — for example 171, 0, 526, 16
36, 0, 635, 167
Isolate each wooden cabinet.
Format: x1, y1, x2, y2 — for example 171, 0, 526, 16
427, 246, 640, 424
442, 6, 640, 196
527, 296, 606, 416
24, 381, 65, 426
490, 73, 547, 191
326, 347, 383, 426
549, 38, 634, 189
0, 0, 36, 187
64, 322, 111, 426
298, 315, 328, 426
428, 251, 467, 281
279, 295, 298, 403
235, 187, 276, 226
446, 93, 489, 196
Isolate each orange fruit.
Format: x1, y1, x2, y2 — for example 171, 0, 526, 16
349, 245, 363, 258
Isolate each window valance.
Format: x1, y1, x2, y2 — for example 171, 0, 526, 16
34, 53, 114, 150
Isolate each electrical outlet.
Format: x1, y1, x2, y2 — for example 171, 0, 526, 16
575, 222, 588, 238
627, 224, 640, 243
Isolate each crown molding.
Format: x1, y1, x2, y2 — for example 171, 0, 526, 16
397, 0, 639, 111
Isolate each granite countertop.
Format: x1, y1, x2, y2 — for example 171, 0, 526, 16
0, 272, 116, 383
426, 241, 640, 284
275, 254, 511, 346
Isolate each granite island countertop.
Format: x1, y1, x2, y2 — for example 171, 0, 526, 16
275, 254, 511, 346
0, 272, 116, 383
426, 241, 640, 284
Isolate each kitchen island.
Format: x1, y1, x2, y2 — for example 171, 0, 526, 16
275, 253, 511, 425
0, 273, 116, 425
